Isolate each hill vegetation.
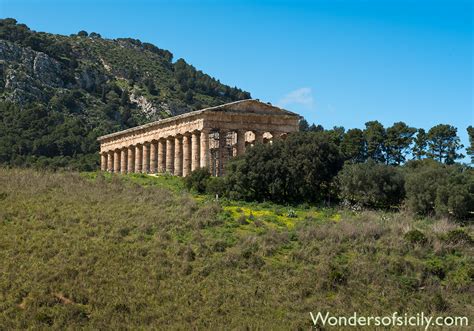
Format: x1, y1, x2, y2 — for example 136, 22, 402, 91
0, 168, 472, 329
0, 18, 250, 170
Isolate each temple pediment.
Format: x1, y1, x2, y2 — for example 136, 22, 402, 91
202, 99, 298, 117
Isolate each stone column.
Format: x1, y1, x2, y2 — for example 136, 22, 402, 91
158, 139, 166, 173
200, 129, 210, 169
127, 146, 135, 173
236, 130, 246, 156
142, 143, 150, 173
100, 153, 107, 171
113, 150, 121, 173
166, 137, 174, 174
191, 131, 200, 171
219, 130, 227, 176
107, 151, 114, 172
135, 144, 143, 173
254, 131, 264, 144
120, 148, 127, 174
174, 136, 183, 176
182, 134, 191, 177
150, 141, 157, 174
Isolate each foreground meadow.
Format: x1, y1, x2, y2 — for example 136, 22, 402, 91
0, 169, 472, 329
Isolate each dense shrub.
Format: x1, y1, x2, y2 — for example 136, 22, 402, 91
184, 168, 211, 193
404, 229, 428, 245
405, 160, 474, 220
404, 160, 446, 216
336, 159, 405, 209
223, 132, 344, 203
205, 176, 226, 197
434, 169, 474, 220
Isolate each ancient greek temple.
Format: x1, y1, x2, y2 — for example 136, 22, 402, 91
98, 99, 300, 176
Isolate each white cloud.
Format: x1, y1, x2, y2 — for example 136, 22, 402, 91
277, 87, 315, 109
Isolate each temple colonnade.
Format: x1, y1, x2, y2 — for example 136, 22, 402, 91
100, 130, 285, 176
98, 99, 300, 177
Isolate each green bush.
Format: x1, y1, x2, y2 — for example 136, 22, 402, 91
337, 159, 405, 209
435, 170, 474, 220
404, 160, 445, 216
404, 229, 428, 245
184, 168, 210, 193
224, 131, 343, 203
405, 160, 474, 220
205, 176, 226, 196
425, 258, 446, 279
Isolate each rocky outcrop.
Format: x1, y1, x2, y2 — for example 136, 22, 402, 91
0, 40, 63, 104
0, 39, 114, 105
0, 19, 250, 119
129, 92, 163, 118
75, 65, 108, 91
32, 52, 63, 87
0, 40, 63, 87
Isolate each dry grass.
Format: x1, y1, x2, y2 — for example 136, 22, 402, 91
0, 168, 472, 329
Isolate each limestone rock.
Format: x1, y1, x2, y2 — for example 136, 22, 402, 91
0, 39, 63, 104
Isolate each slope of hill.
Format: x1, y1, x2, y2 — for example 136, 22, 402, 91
0, 168, 472, 329
0, 18, 250, 170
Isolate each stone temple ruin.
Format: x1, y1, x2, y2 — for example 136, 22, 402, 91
98, 99, 300, 176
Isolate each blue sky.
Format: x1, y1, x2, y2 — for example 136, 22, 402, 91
2, 0, 473, 158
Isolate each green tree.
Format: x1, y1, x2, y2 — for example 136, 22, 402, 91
185, 90, 194, 103
364, 121, 386, 163
0, 101, 99, 170
309, 124, 324, 132
299, 119, 310, 132
337, 159, 405, 209
435, 167, 474, 220
340, 128, 367, 163
185, 168, 211, 193
385, 122, 416, 165
404, 160, 444, 216
120, 107, 134, 128
467, 126, 474, 164
224, 132, 343, 203
144, 77, 158, 95
120, 90, 129, 106
427, 124, 464, 164
405, 160, 474, 220
100, 85, 107, 103
326, 126, 345, 146
412, 128, 427, 160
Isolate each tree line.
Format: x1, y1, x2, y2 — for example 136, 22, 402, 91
185, 124, 473, 222
299, 119, 470, 165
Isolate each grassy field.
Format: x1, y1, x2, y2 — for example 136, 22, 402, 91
0, 168, 472, 329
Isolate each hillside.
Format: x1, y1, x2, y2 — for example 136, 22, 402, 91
0, 168, 472, 329
0, 18, 250, 169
